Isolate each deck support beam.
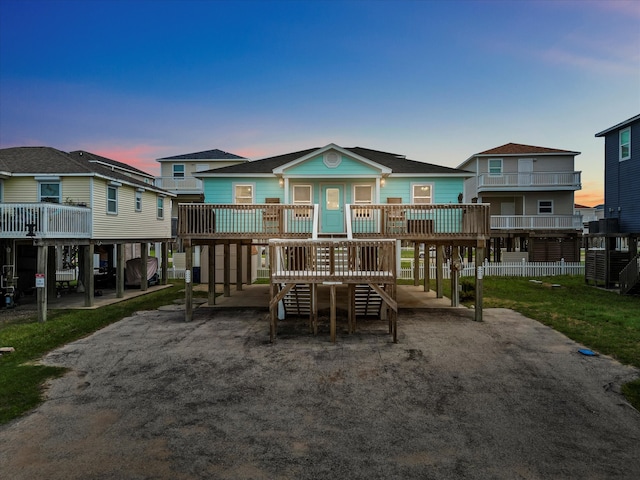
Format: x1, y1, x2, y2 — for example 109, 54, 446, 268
208, 243, 216, 305
224, 242, 231, 297
116, 243, 124, 298
37, 244, 48, 323
236, 242, 243, 291
185, 244, 193, 322
436, 245, 444, 298
475, 243, 485, 322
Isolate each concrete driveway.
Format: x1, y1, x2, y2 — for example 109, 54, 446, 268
1, 300, 639, 479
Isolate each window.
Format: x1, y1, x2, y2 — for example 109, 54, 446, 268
234, 184, 254, 204
157, 197, 164, 219
412, 184, 433, 204
353, 185, 373, 218
292, 185, 312, 217
107, 185, 118, 214
620, 127, 631, 161
488, 158, 502, 175
538, 200, 553, 214
39, 182, 61, 203
173, 164, 185, 178
135, 191, 142, 212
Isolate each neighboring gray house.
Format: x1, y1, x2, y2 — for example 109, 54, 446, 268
457, 143, 582, 262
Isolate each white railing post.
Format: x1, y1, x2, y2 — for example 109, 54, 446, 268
345, 204, 353, 239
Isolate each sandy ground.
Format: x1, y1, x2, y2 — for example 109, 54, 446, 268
1, 304, 639, 479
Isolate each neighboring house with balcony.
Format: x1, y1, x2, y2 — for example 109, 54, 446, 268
156, 149, 248, 219
0, 146, 175, 319
587, 114, 640, 294
457, 143, 582, 262
178, 143, 491, 336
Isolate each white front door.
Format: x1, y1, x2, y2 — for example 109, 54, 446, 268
518, 158, 534, 186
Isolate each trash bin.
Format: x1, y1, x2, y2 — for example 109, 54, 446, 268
193, 267, 201, 283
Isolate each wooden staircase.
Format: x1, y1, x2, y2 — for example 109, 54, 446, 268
619, 254, 640, 295
354, 284, 383, 317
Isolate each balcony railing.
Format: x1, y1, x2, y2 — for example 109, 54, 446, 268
347, 204, 491, 240
155, 176, 203, 192
478, 172, 581, 190
269, 239, 396, 284
0, 203, 92, 239
178, 203, 318, 240
491, 214, 583, 230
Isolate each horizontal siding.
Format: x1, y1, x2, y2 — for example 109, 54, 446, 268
3, 177, 39, 202
60, 177, 91, 206
285, 154, 379, 176
92, 178, 172, 239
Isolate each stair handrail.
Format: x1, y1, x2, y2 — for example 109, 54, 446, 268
619, 253, 640, 295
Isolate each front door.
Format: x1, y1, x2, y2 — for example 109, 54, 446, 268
321, 184, 345, 233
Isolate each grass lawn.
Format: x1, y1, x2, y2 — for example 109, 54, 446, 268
1, 276, 638, 424
0, 281, 205, 425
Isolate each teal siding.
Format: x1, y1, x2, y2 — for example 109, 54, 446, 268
203, 178, 282, 204
285, 155, 380, 176
381, 177, 463, 203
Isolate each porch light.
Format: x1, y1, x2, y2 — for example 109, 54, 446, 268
279, 178, 284, 187
380, 178, 386, 187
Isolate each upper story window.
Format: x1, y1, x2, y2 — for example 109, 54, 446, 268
354, 184, 373, 218
412, 184, 433, 204
39, 182, 61, 203
292, 184, 312, 218
234, 184, 254, 204
538, 200, 553, 214
107, 185, 118, 214
488, 158, 503, 175
135, 191, 142, 212
157, 196, 164, 219
173, 164, 185, 178
620, 127, 631, 161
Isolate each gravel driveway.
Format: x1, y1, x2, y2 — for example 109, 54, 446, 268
1, 305, 639, 479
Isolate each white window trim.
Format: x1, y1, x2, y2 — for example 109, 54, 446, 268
107, 185, 118, 214
538, 200, 554, 214
620, 127, 631, 161
157, 196, 164, 219
135, 191, 142, 212
292, 184, 313, 218
488, 158, 503, 176
353, 184, 373, 218
38, 181, 61, 203
173, 164, 185, 178
233, 183, 255, 204
411, 183, 434, 204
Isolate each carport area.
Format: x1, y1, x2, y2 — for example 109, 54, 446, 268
0, 299, 639, 479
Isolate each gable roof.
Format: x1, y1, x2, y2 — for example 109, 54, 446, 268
196, 145, 471, 176
595, 113, 640, 137
0, 147, 173, 196
474, 143, 579, 156
157, 149, 247, 161
69, 150, 155, 179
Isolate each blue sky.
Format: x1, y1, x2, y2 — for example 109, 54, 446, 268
1, 0, 639, 205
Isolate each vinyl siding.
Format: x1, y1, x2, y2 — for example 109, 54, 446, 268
382, 177, 463, 203
604, 119, 640, 232
92, 178, 172, 239
2, 177, 39, 202
284, 154, 380, 176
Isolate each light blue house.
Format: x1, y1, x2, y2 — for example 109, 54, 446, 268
179, 143, 491, 339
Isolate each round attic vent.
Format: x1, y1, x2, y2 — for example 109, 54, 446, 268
323, 151, 341, 168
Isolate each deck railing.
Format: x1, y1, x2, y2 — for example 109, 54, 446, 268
478, 171, 581, 189
178, 203, 318, 239
0, 203, 92, 239
155, 176, 203, 192
347, 204, 490, 240
269, 239, 396, 284
491, 214, 583, 230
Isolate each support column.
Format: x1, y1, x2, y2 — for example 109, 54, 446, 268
208, 243, 216, 306
424, 243, 430, 292
116, 243, 125, 298
37, 244, 48, 323
185, 244, 193, 322
435, 245, 444, 299
140, 242, 148, 291
236, 242, 243, 291
330, 284, 337, 343
246, 244, 252, 287
224, 242, 231, 297
83, 244, 94, 307
413, 242, 420, 287
451, 246, 460, 307
161, 242, 169, 285
475, 244, 485, 322
47, 245, 57, 299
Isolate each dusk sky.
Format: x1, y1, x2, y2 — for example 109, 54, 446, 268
1, 0, 639, 206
